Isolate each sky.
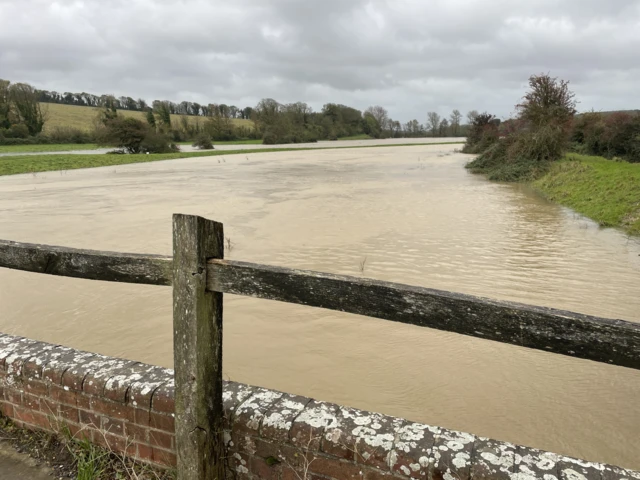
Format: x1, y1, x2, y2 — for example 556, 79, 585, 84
1, 0, 639, 123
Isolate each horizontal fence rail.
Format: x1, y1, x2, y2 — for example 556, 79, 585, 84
206, 259, 640, 370
0, 239, 172, 286
1, 238, 640, 371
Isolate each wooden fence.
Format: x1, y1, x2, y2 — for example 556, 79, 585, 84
1, 214, 639, 480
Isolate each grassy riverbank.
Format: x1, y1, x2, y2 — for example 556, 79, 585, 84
0, 141, 463, 176
534, 154, 640, 235
0, 143, 99, 153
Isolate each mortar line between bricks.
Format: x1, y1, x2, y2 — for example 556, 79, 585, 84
388, 419, 407, 473
285, 397, 313, 442
148, 383, 167, 411
256, 393, 286, 437
467, 437, 477, 480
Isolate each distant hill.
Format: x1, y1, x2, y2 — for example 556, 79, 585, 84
41, 103, 254, 133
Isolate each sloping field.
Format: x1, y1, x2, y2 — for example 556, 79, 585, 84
41, 103, 254, 132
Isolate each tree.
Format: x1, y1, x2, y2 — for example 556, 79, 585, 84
153, 101, 172, 129
365, 106, 389, 131
426, 112, 441, 137
439, 118, 450, 137
9, 83, 47, 135
516, 73, 577, 128
450, 109, 462, 136
467, 110, 479, 125
145, 109, 156, 128
362, 112, 381, 138
0, 79, 11, 130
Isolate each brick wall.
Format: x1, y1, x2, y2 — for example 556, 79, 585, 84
0, 333, 637, 480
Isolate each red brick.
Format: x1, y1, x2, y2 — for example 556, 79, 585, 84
102, 417, 125, 436
308, 456, 363, 480
125, 423, 149, 442
150, 386, 174, 414
0, 402, 14, 418
76, 394, 91, 410
4, 389, 22, 405
13, 407, 51, 430
152, 447, 176, 466
134, 408, 150, 426
59, 404, 79, 423
91, 430, 126, 452
49, 385, 77, 406
149, 429, 173, 450
61, 368, 87, 391
21, 359, 43, 380
363, 468, 400, 480
24, 379, 48, 396
90, 397, 134, 422
42, 363, 66, 385
149, 411, 174, 432
78, 409, 100, 428
67, 423, 93, 442
40, 398, 59, 417
23, 393, 40, 410
136, 443, 154, 461
82, 375, 105, 396
250, 454, 282, 480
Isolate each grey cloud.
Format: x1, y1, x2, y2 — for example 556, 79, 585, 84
1, 0, 638, 122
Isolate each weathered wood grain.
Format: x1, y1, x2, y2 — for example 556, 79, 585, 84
206, 259, 640, 370
0, 239, 172, 286
173, 215, 225, 480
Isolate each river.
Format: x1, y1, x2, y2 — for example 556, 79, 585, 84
0, 144, 639, 468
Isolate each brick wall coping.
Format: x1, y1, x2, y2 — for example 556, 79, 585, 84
0, 332, 638, 480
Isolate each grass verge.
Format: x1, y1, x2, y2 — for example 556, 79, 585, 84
0, 143, 99, 154
0, 414, 174, 479
0, 142, 463, 177
337, 134, 373, 140
533, 154, 640, 235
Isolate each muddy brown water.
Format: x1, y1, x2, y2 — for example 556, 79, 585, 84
1, 143, 639, 469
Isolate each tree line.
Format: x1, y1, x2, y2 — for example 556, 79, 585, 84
2, 77, 479, 148
37, 89, 255, 119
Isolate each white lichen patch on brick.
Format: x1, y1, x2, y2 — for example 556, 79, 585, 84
294, 403, 337, 430
235, 389, 283, 430
262, 397, 307, 432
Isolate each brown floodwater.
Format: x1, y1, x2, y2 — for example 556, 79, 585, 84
0, 143, 639, 468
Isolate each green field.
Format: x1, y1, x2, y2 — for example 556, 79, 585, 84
41, 103, 254, 133
0, 142, 463, 177
177, 139, 262, 146
0, 143, 99, 153
534, 154, 640, 235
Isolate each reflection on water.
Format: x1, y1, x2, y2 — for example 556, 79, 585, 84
0, 145, 639, 469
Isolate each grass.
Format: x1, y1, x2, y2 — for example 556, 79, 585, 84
0, 141, 463, 177
177, 139, 262, 146
338, 134, 373, 140
0, 143, 99, 153
534, 154, 640, 235
41, 103, 254, 133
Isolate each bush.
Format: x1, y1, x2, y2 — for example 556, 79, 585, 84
192, 134, 214, 150
462, 113, 499, 153
96, 116, 176, 153
140, 131, 179, 153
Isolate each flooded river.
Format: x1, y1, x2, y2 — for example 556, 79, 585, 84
0, 144, 639, 468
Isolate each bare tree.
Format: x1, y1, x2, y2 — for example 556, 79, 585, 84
449, 109, 462, 136
365, 105, 389, 130
426, 112, 441, 137
439, 118, 450, 137
466, 110, 479, 125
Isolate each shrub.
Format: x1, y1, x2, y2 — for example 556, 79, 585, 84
462, 112, 499, 153
140, 131, 179, 153
192, 134, 214, 150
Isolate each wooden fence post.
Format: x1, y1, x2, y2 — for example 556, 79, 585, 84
173, 214, 225, 480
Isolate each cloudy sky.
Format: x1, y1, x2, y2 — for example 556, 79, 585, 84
1, 0, 639, 122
